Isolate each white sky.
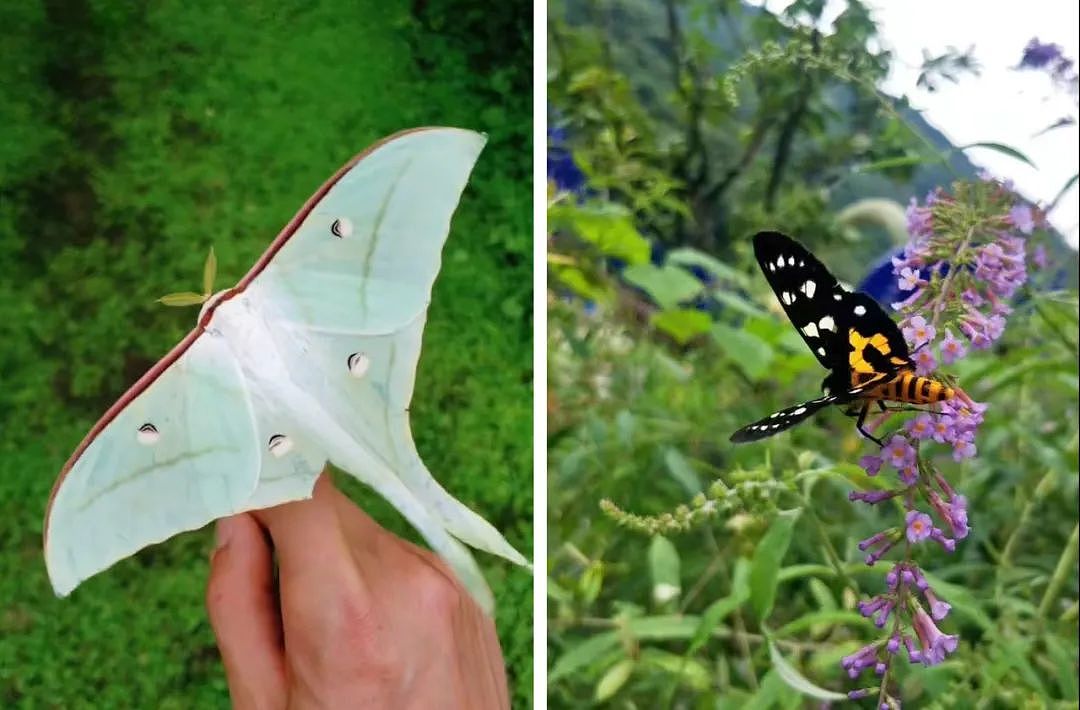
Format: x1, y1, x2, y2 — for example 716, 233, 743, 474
752, 0, 1080, 249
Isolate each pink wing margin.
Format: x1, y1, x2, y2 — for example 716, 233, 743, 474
43, 127, 438, 548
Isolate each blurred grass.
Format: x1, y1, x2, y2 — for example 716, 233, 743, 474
0, 0, 532, 706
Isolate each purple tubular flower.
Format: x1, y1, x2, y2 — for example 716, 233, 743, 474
924, 588, 952, 621
841, 642, 882, 679
850, 489, 900, 505
905, 413, 934, 441
912, 606, 958, 665
906, 511, 933, 543
866, 538, 899, 566
902, 315, 936, 349
913, 348, 937, 376
940, 329, 966, 364
1020, 38, 1065, 69
858, 530, 894, 552
886, 634, 901, 654
930, 528, 957, 552
898, 464, 919, 486
860, 454, 884, 476
848, 688, 874, 700
1008, 204, 1035, 234
898, 266, 921, 291
884, 435, 916, 469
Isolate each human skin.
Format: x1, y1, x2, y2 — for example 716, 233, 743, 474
205, 474, 510, 709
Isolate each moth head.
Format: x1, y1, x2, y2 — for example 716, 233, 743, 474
156, 246, 218, 315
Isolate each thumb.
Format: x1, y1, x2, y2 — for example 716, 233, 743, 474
206, 513, 287, 709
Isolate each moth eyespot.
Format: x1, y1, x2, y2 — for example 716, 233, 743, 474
791, 406, 807, 415
781, 291, 795, 305
800, 279, 817, 298
330, 217, 353, 238
854, 305, 867, 316
801, 322, 819, 338
268, 434, 293, 458
137, 423, 159, 445
347, 352, 370, 378
818, 315, 836, 332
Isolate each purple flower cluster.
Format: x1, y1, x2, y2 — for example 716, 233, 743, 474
843, 561, 959, 703
892, 184, 1038, 359
1018, 38, 1078, 91
841, 179, 1034, 704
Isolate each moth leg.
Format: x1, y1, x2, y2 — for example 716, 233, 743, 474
876, 400, 888, 413
854, 402, 884, 447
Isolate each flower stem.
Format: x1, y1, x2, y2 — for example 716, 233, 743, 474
1038, 522, 1079, 619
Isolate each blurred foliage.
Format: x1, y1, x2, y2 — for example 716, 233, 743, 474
0, 0, 532, 706
547, 1, 1079, 707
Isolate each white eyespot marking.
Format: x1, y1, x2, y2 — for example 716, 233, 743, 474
791, 406, 807, 415
801, 322, 819, 338
775, 256, 786, 269
817, 347, 826, 357
331, 217, 353, 238
818, 315, 836, 332
268, 434, 293, 458
854, 305, 867, 316
800, 279, 817, 298
347, 352, 370, 379
834, 293, 843, 301
781, 291, 795, 305
787, 256, 796, 266
137, 423, 159, 446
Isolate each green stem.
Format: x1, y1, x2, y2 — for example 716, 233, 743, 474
999, 470, 1055, 571
1038, 523, 1079, 619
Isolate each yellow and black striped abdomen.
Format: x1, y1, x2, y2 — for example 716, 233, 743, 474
866, 371, 954, 405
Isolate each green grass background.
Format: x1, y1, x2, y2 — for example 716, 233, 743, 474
0, 1, 533, 705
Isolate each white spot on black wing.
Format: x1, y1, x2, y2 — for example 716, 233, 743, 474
137, 423, 159, 446
818, 315, 836, 332
330, 217, 354, 238
347, 352, 370, 378
802, 322, 819, 338
817, 346, 826, 357
791, 406, 807, 415
800, 280, 817, 298
854, 305, 867, 316
781, 291, 795, 305
268, 434, 293, 458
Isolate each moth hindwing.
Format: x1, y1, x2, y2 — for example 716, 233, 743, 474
729, 231, 930, 444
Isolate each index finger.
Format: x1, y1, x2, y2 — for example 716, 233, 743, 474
251, 473, 375, 615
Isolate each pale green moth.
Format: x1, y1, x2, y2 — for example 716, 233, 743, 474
44, 128, 527, 613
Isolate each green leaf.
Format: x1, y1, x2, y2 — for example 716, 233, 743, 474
958, 141, 1037, 169
622, 264, 704, 310
662, 448, 702, 495
648, 536, 681, 605
549, 202, 651, 264
711, 323, 774, 382
202, 245, 217, 296
687, 575, 749, 656
549, 633, 621, 683
666, 247, 750, 287
853, 153, 931, 173
749, 509, 802, 622
774, 610, 874, 638
156, 291, 208, 307
767, 639, 847, 700
650, 308, 712, 344
639, 649, 711, 691
580, 561, 604, 603
594, 659, 634, 701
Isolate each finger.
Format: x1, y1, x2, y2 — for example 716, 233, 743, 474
251, 474, 372, 623
206, 513, 286, 708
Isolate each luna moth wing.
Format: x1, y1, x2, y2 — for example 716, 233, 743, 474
45, 333, 261, 596
242, 127, 526, 565
45, 127, 526, 602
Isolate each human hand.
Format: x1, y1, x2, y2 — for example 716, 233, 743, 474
205, 473, 510, 709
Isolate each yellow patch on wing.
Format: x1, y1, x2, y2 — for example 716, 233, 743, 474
848, 329, 891, 374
